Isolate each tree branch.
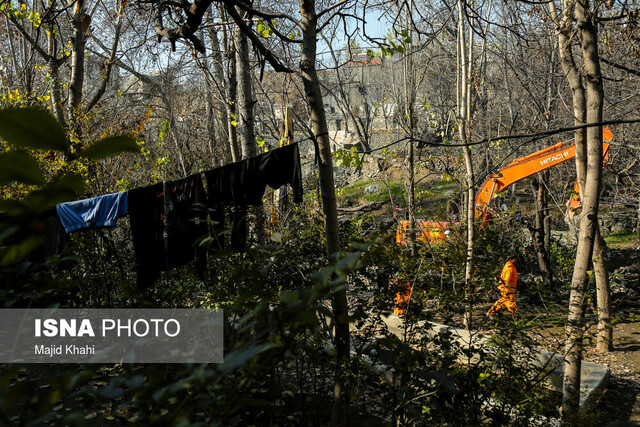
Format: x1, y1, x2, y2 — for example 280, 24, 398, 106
600, 56, 640, 77
153, 0, 211, 52
7, 14, 51, 61
86, 11, 123, 112
317, 0, 350, 20
219, 0, 293, 72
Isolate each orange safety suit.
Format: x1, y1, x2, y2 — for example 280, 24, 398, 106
488, 259, 517, 315
394, 283, 412, 316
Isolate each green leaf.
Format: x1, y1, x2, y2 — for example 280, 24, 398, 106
0, 151, 44, 186
219, 343, 275, 374
24, 173, 85, 211
311, 266, 334, 286
1, 236, 43, 265
280, 291, 299, 305
0, 107, 68, 152
198, 236, 214, 247
79, 136, 140, 160
336, 251, 361, 273
0, 199, 24, 216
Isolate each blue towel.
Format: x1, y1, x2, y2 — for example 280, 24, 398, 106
56, 192, 128, 233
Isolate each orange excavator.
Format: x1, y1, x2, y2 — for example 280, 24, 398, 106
396, 126, 613, 245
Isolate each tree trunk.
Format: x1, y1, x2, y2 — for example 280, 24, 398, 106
222, 11, 240, 162
202, 41, 218, 160
205, 13, 233, 164
457, 0, 475, 330
532, 178, 552, 285
86, 13, 122, 112
562, 0, 605, 418
299, 1, 348, 424
234, 6, 256, 159
551, 3, 614, 369
69, 0, 86, 115
46, 30, 66, 127
402, 12, 416, 256
594, 226, 613, 352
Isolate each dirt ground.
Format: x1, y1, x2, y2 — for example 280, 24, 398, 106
591, 320, 640, 425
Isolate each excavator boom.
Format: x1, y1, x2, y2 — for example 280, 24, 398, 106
396, 126, 613, 245
474, 127, 612, 216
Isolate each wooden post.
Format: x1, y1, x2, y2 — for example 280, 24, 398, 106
271, 105, 294, 230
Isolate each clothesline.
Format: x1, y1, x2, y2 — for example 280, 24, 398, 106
53, 144, 304, 289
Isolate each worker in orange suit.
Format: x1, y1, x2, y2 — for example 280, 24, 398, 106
488, 254, 518, 316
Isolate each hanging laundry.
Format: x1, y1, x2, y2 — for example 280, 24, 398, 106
245, 143, 303, 204
204, 143, 303, 207
204, 160, 248, 205
56, 192, 128, 233
3, 209, 71, 263
203, 143, 303, 251
40, 209, 72, 258
128, 174, 208, 289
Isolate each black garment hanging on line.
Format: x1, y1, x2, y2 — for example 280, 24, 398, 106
203, 143, 303, 251
245, 144, 303, 204
204, 143, 303, 206
8, 209, 71, 264
40, 210, 71, 259
128, 174, 208, 289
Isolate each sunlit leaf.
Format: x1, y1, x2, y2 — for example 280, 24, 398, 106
198, 236, 214, 247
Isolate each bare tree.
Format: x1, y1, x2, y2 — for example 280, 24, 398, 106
548, 0, 608, 419
148, 0, 355, 422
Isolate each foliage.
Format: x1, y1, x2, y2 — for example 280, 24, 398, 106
333, 147, 364, 168
550, 240, 575, 280
0, 108, 581, 425
603, 232, 638, 248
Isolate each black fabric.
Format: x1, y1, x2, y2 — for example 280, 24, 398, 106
230, 205, 247, 252
203, 143, 303, 252
245, 144, 303, 204
205, 161, 248, 205
204, 143, 303, 208
263, 143, 303, 203
128, 174, 208, 289
41, 210, 71, 258
9, 209, 71, 263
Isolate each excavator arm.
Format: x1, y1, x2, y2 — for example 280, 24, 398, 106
474, 126, 613, 217
395, 127, 613, 245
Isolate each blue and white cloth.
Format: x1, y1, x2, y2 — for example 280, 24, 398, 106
56, 192, 128, 233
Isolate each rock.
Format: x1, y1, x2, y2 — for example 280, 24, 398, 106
364, 184, 379, 194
